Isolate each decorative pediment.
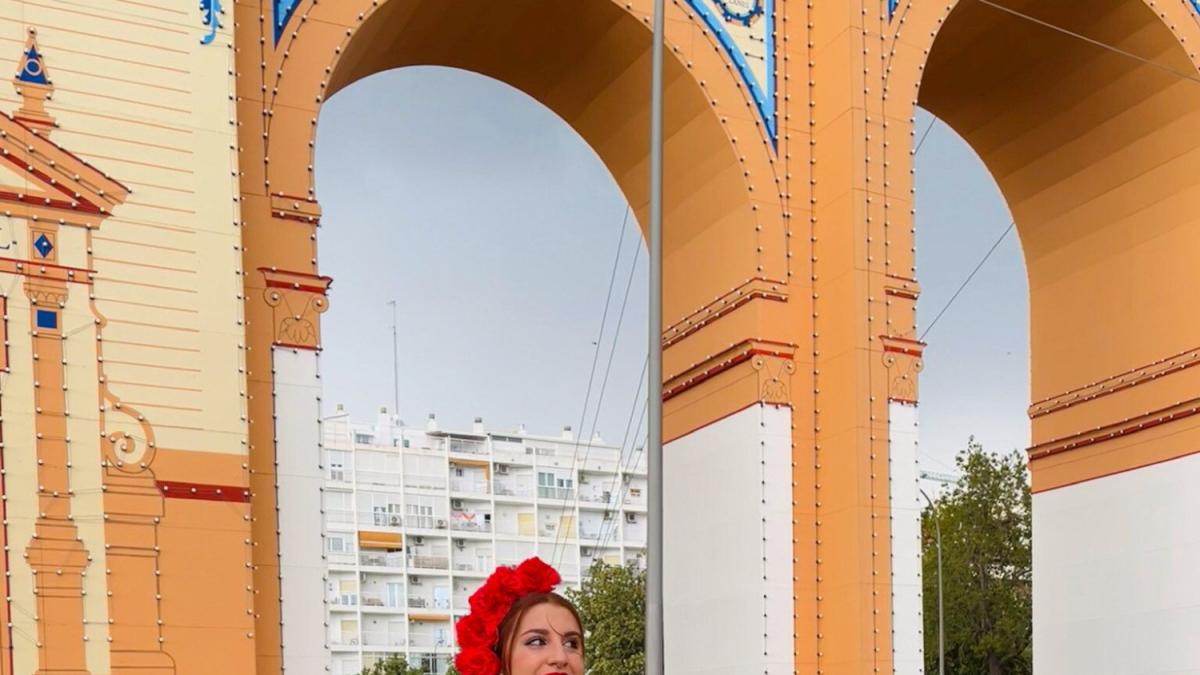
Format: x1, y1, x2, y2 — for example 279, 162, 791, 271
0, 33, 129, 222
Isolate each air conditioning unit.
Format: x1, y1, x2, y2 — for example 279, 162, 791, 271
436, 518, 448, 529
496, 465, 509, 475
581, 547, 593, 556
579, 475, 589, 484
413, 536, 424, 545
625, 512, 637, 524
454, 539, 465, 550
409, 576, 423, 586
451, 499, 464, 509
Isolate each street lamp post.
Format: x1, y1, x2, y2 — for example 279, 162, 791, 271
920, 488, 945, 675
646, 1, 665, 674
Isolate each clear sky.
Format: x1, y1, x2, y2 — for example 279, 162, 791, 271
314, 66, 1029, 475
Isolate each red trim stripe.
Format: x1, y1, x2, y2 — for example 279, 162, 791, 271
156, 480, 251, 503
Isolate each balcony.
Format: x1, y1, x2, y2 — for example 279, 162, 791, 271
408, 596, 451, 611
405, 474, 447, 491
493, 483, 533, 499
360, 592, 401, 609
447, 438, 487, 456
537, 486, 576, 501
329, 594, 358, 609
325, 508, 356, 526
407, 515, 449, 531
364, 512, 404, 529
452, 560, 491, 574
449, 478, 490, 495
360, 551, 405, 569
408, 633, 453, 650
361, 631, 406, 648
408, 555, 450, 571
449, 513, 492, 534
357, 469, 402, 489
331, 632, 359, 647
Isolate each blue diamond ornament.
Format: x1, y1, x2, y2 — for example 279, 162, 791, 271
33, 234, 53, 258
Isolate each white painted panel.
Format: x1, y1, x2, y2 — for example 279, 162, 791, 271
664, 404, 795, 674
273, 348, 330, 674
889, 402, 924, 675
1034, 453, 1200, 675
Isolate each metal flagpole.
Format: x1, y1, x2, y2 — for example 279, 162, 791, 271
388, 300, 399, 419
646, 0, 665, 673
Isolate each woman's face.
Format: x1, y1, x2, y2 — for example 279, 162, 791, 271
506, 602, 584, 675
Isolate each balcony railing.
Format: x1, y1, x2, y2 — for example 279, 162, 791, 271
452, 560, 491, 574
407, 515, 449, 531
361, 631, 406, 648
408, 596, 451, 610
331, 631, 359, 647
365, 512, 404, 529
449, 478, 490, 494
359, 592, 401, 609
357, 469, 402, 488
537, 486, 575, 501
408, 555, 450, 570
405, 474, 447, 490
493, 483, 533, 498
408, 634, 454, 650
447, 439, 487, 456
325, 508, 356, 525
360, 551, 405, 568
329, 594, 358, 608
449, 516, 492, 534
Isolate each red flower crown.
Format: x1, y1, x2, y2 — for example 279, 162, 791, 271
454, 557, 562, 675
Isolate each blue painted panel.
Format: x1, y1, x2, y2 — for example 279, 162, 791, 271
685, 0, 776, 145
18, 47, 48, 85
889, 0, 901, 20
274, 0, 302, 44
36, 310, 57, 330
1192, 0, 1200, 16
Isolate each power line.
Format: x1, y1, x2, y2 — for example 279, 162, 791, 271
913, 116, 938, 155
552, 206, 632, 560
555, 233, 643, 565
919, 221, 1014, 342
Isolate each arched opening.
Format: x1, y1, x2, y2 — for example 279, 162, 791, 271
244, 2, 788, 673
913, 1, 1200, 670
313, 65, 649, 675
919, 0, 1200, 419
310, 0, 768, 325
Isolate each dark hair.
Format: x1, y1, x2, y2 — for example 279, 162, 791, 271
496, 592, 585, 672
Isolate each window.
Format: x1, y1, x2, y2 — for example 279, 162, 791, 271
354, 433, 373, 445
327, 535, 350, 553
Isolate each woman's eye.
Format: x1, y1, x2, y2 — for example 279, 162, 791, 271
525, 637, 546, 647
565, 639, 581, 650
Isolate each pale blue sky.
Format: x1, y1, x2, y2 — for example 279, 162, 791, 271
314, 66, 1029, 474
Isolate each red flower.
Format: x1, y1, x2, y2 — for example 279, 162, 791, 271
455, 613, 496, 650
469, 566, 517, 621
513, 557, 561, 595
455, 647, 500, 675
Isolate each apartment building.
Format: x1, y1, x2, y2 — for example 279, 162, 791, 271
322, 407, 649, 675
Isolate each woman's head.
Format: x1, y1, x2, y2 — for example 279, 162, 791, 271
496, 592, 585, 675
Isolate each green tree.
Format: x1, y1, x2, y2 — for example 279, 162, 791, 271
359, 654, 423, 675
565, 561, 645, 675
922, 439, 1032, 675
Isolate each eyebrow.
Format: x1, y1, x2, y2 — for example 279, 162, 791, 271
521, 628, 583, 639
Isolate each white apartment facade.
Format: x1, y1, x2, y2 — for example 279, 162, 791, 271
322, 408, 650, 675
